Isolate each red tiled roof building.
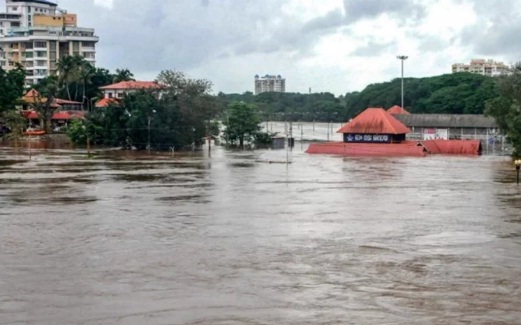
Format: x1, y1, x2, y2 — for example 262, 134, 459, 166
387, 105, 410, 115
337, 107, 410, 144
96, 81, 162, 107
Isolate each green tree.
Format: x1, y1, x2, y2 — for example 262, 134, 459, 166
56, 55, 77, 101
113, 68, 135, 83
85, 67, 115, 109
223, 102, 261, 148
0, 64, 26, 112
156, 69, 221, 147
56, 55, 97, 103
68, 69, 221, 151
32, 76, 59, 133
485, 63, 521, 156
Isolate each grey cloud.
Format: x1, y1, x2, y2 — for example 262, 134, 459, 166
459, 0, 521, 61
59, 0, 288, 76
467, 22, 521, 58
60, 0, 431, 79
53, 0, 440, 94
351, 40, 395, 57
343, 0, 426, 24
301, 9, 345, 33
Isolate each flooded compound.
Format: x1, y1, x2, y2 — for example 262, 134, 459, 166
1, 144, 521, 325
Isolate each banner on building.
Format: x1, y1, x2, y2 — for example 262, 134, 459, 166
423, 128, 448, 140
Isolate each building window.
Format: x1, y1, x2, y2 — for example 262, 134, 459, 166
34, 41, 46, 48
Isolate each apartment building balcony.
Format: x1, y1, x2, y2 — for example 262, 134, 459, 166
32, 64, 47, 70
0, 13, 22, 20
5, 27, 99, 43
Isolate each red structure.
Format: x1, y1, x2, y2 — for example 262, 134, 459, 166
307, 107, 482, 157
95, 98, 120, 108
306, 141, 426, 157
422, 139, 482, 155
387, 105, 410, 115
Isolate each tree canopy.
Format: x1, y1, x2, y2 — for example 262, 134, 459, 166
345, 72, 498, 117
219, 72, 499, 122
222, 102, 262, 148
485, 64, 521, 156
68, 69, 222, 151
0, 64, 26, 112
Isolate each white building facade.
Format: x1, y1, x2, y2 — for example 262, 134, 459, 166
0, 0, 98, 86
452, 59, 509, 77
254, 74, 286, 94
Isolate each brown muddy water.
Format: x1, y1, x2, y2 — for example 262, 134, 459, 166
1, 145, 521, 325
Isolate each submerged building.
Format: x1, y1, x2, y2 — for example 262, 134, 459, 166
0, 0, 98, 86
306, 107, 482, 156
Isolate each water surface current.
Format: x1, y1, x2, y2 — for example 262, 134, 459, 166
1, 146, 520, 324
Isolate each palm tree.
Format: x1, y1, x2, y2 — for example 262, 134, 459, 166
78, 62, 96, 110
56, 55, 75, 100
113, 68, 135, 83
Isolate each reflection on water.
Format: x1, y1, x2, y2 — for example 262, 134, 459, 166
1, 146, 521, 325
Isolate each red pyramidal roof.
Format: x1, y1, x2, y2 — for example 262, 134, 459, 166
337, 107, 411, 134
387, 105, 410, 115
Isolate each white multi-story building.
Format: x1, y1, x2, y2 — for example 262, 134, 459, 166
452, 59, 509, 77
0, 0, 98, 86
254, 74, 285, 94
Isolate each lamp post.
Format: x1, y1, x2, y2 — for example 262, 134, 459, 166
396, 55, 408, 109
147, 109, 157, 155
514, 159, 521, 185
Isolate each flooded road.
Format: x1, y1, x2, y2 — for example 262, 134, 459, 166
1, 145, 521, 324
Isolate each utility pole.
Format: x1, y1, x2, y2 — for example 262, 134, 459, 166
397, 55, 408, 109
147, 115, 151, 155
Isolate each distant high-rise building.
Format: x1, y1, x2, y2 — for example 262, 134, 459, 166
0, 0, 99, 86
452, 59, 509, 77
254, 74, 285, 94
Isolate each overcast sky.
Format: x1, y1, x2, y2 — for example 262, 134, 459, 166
3, 0, 520, 95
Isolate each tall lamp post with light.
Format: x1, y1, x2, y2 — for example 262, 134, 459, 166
396, 55, 408, 109
147, 109, 157, 155
514, 159, 521, 185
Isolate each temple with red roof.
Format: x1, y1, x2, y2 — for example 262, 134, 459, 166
306, 107, 482, 157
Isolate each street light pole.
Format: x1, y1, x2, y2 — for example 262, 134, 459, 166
147, 109, 156, 155
397, 55, 408, 109
514, 159, 521, 185
147, 115, 151, 155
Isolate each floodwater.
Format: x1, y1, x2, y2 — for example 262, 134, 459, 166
1, 143, 521, 325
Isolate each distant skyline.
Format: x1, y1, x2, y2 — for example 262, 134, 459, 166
1, 0, 519, 95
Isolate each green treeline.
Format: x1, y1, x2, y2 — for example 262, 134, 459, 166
220, 72, 499, 122
2, 59, 519, 155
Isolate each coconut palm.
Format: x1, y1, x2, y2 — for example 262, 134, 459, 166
113, 68, 135, 83
56, 55, 76, 100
